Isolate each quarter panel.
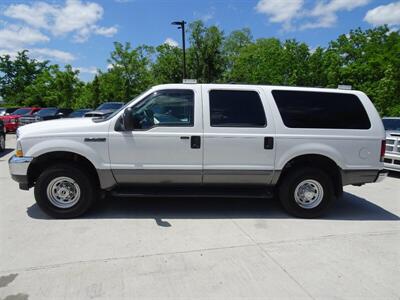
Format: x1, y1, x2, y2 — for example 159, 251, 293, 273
263, 87, 385, 171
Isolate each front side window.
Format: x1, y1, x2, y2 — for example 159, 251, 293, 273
130, 89, 194, 130
272, 90, 371, 129
209, 90, 266, 127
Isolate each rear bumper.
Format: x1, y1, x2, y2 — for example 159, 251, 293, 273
9, 155, 33, 190
341, 169, 387, 186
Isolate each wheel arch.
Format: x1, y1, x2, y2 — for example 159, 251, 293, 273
276, 153, 343, 197
27, 151, 115, 190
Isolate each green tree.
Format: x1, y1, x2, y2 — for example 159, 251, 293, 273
281, 40, 310, 86
187, 21, 225, 82
230, 38, 285, 84
107, 42, 154, 101
152, 44, 183, 84
90, 75, 101, 108
327, 26, 400, 115
223, 28, 253, 80
0, 50, 48, 104
24, 65, 83, 108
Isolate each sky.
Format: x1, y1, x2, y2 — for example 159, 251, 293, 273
1, 0, 400, 81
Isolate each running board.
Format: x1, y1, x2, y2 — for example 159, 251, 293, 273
111, 185, 274, 199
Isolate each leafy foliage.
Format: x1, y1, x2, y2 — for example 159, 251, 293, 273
0, 23, 399, 116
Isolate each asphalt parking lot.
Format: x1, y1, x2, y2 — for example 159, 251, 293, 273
0, 134, 399, 300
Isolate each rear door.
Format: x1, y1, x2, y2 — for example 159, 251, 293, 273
201, 85, 276, 184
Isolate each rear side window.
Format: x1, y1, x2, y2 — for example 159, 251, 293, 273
272, 90, 371, 129
209, 90, 266, 127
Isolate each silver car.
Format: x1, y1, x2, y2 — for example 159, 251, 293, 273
382, 117, 400, 172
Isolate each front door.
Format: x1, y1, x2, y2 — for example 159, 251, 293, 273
109, 86, 203, 184
201, 85, 276, 184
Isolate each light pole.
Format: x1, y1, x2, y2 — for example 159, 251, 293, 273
171, 20, 187, 80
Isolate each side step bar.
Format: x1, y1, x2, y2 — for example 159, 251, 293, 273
111, 185, 275, 199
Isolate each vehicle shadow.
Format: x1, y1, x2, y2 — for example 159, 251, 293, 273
27, 192, 399, 221
388, 171, 400, 179
0, 149, 14, 159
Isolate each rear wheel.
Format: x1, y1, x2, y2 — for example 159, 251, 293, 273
278, 167, 335, 218
34, 164, 97, 218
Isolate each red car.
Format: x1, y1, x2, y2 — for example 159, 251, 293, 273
0, 107, 41, 132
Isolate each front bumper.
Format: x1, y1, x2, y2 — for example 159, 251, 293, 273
384, 153, 400, 172
5, 122, 18, 132
9, 155, 33, 190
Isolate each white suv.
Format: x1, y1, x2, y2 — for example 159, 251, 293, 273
9, 84, 387, 218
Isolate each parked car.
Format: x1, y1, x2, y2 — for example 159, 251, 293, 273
68, 109, 92, 118
19, 108, 73, 126
0, 107, 41, 132
0, 107, 18, 116
84, 102, 124, 118
9, 84, 387, 219
382, 117, 400, 172
0, 119, 5, 152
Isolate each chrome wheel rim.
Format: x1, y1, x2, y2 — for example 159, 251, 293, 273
0, 135, 4, 150
294, 179, 324, 209
46, 177, 81, 209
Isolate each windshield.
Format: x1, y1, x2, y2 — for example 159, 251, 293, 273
37, 108, 58, 117
383, 119, 400, 131
11, 108, 31, 115
0, 108, 5, 116
96, 103, 124, 110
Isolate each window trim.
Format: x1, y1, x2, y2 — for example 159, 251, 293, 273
271, 89, 371, 130
123, 89, 195, 131
209, 89, 267, 128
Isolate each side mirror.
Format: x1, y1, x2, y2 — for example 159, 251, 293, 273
123, 107, 135, 131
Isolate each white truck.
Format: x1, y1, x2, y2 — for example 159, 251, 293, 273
9, 84, 387, 218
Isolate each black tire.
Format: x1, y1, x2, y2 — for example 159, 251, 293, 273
0, 133, 5, 152
278, 167, 335, 218
34, 163, 97, 218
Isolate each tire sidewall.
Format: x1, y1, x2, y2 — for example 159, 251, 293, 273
34, 164, 95, 218
0, 134, 5, 151
279, 168, 335, 218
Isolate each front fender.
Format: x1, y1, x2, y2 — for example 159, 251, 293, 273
24, 137, 109, 169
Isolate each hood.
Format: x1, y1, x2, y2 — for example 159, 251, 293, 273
0, 114, 20, 120
17, 117, 109, 139
386, 130, 400, 137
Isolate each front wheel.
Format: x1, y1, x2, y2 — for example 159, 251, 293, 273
34, 164, 97, 218
278, 167, 336, 218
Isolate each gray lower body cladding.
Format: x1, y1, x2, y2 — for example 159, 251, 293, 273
98, 168, 383, 190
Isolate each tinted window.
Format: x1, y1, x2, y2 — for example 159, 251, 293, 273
209, 90, 266, 127
11, 108, 31, 115
383, 119, 400, 131
272, 90, 371, 129
130, 89, 194, 129
37, 108, 58, 117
